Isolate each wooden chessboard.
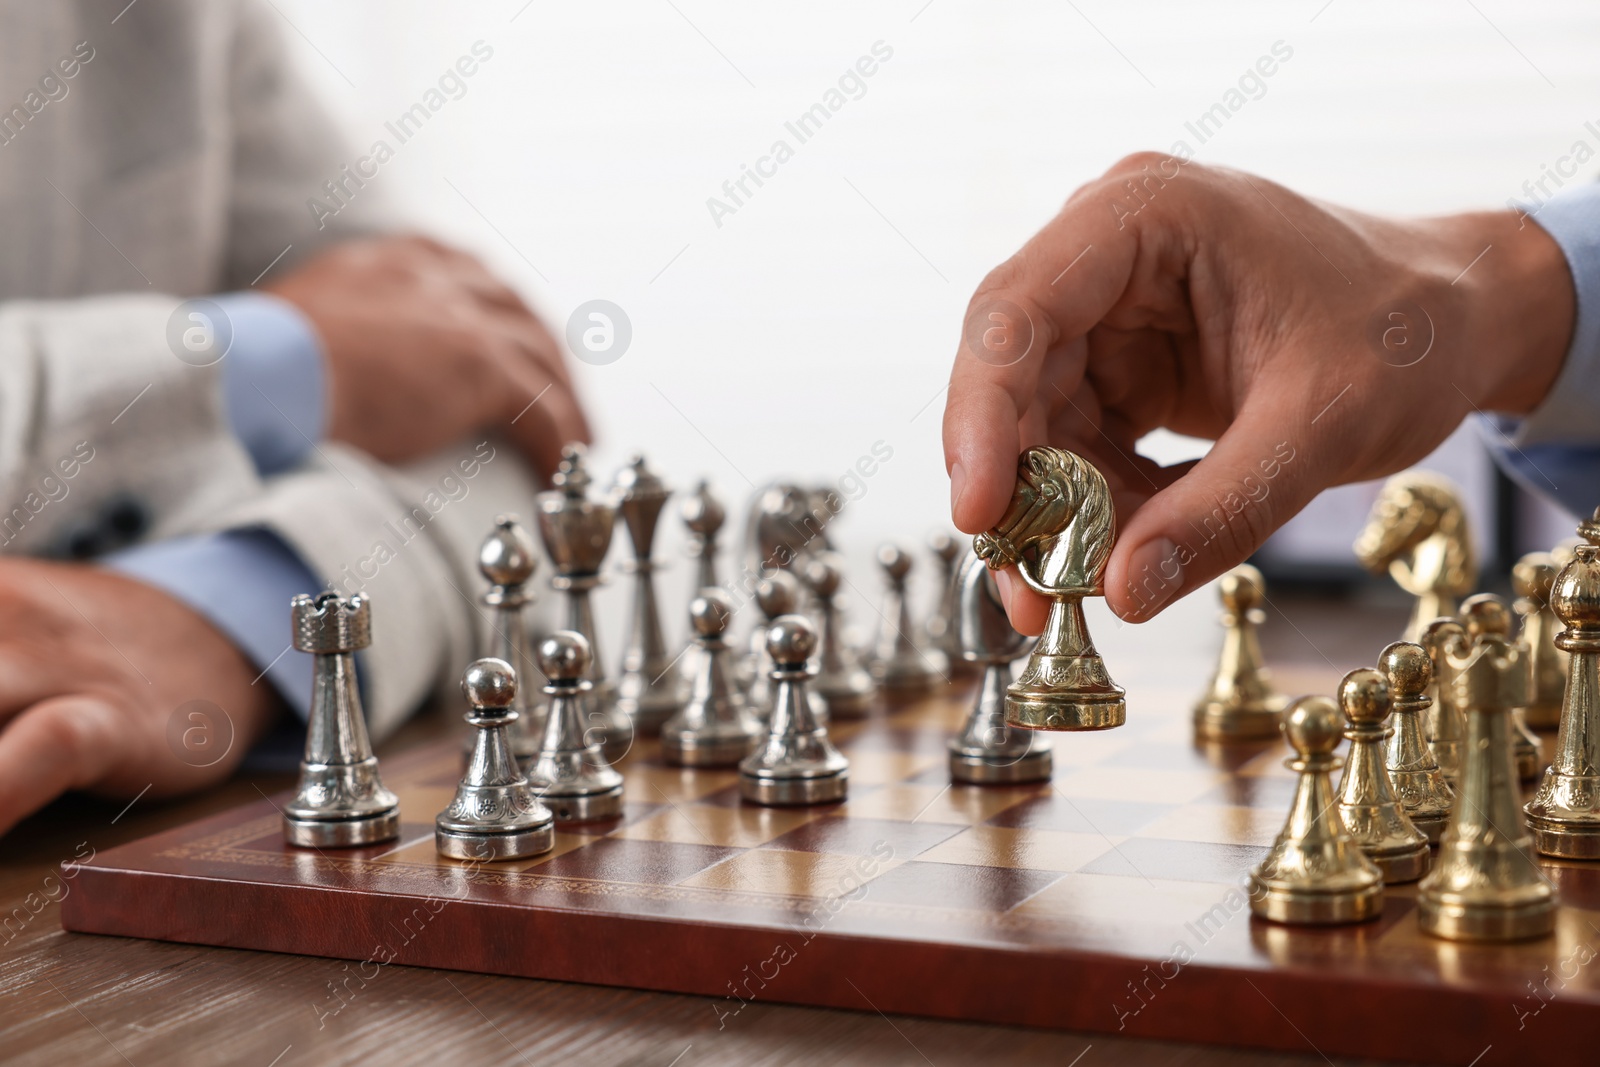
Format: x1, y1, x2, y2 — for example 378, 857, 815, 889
61, 663, 1600, 1065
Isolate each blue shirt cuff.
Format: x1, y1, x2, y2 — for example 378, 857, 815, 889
103, 529, 319, 718
1514, 184, 1600, 446
213, 292, 326, 476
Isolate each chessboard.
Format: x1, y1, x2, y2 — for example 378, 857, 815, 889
61, 665, 1600, 1065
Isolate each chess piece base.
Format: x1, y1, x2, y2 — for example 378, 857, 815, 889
1528, 817, 1600, 859
740, 771, 848, 807
1369, 843, 1430, 884
661, 732, 756, 768
539, 785, 625, 824
1411, 813, 1449, 845
948, 746, 1052, 785
1192, 701, 1285, 742
1248, 878, 1383, 926
1006, 689, 1125, 731
620, 700, 676, 738
435, 823, 554, 862
1418, 896, 1556, 942
283, 809, 400, 849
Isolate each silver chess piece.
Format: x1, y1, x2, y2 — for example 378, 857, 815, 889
661, 589, 763, 767
744, 569, 804, 714
682, 479, 726, 592
613, 454, 680, 737
535, 444, 631, 762
677, 479, 726, 699
477, 516, 545, 765
949, 548, 1051, 784
283, 593, 400, 848
740, 615, 849, 806
869, 543, 944, 693
925, 532, 971, 675
527, 630, 626, 823
801, 551, 875, 720
436, 658, 555, 861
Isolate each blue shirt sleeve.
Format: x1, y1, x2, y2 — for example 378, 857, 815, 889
1481, 183, 1600, 519
212, 291, 326, 476
103, 529, 319, 718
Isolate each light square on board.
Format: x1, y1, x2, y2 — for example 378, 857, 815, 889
915, 825, 1125, 873
613, 803, 819, 850
1133, 804, 1284, 848
680, 847, 902, 899
838, 783, 1044, 826
623, 764, 739, 805
1052, 766, 1228, 805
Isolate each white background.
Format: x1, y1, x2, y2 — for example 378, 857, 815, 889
277, 0, 1600, 652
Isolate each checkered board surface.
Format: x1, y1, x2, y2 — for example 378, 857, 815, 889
63, 665, 1600, 1064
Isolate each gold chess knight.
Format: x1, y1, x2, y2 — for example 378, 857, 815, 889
974, 447, 1124, 731
1353, 471, 1477, 644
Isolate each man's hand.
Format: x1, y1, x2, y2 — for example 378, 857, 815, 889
266, 235, 591, 480
0, 559, 280, 837
944, 154, 1575, 632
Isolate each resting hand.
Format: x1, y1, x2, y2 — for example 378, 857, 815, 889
0, 559, 278, 837
943, 154, 1573, 631
267, 235, 591, 480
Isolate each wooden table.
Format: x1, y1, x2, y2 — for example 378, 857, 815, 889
1, 594, 1412, 1066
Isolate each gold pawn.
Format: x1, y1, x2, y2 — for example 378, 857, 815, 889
1377, 641, 1454, 844
1249, 696, 1383, 925
1461, 594, 1543, 781
1513, 551, 1569, 731
1193, 564, 1287, 741
1335, 668, 1430, 882
1420, 618, 1468, 782
1524, 508, 1600, 858
1418, 627, 1557, 942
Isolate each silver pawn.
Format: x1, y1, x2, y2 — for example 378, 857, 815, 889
800, 551, 875, 719
677, 480, 726, 700
527, 631, 625, 823
478, 516, 545, 765
535, 444, 630, 762
283, 593, 399, 847
436, 658, 555, 861
613, 454, 679, 737
924, 532, 970, 674
869, 543, 944, 692
949, 549, 1052, 784
740, 615, 849, 806
744, 569, 804, 713
661, 589, 762, 766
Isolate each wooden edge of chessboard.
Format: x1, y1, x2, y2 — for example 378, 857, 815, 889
60, 852, 1588, 1063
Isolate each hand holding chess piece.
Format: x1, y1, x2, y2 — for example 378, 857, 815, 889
1192, 564, 1286, 741
1377, 641, 1454, 844
661, 589, 762, 767
974, 447, 1124, 731
283, 593, 400, 847
948, 547, 1051, 784
1249, 696, 1383, 925
1525, 506, 1600, 858
477, 516, 545, 765
436, 658, 554, 860
526, 631, 625, 823
740, 615, 849, 806
1353, 472, 1476, 644
1419, 617, 1556, 941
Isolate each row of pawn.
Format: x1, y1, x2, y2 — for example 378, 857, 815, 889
1249, 506, 1600, 940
